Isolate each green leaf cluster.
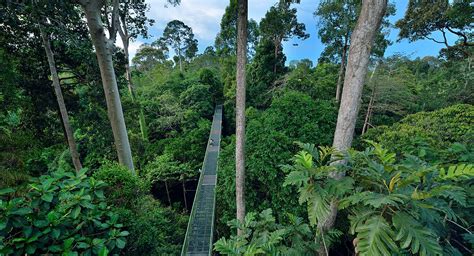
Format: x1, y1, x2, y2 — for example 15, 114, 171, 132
0, 169, 127, 255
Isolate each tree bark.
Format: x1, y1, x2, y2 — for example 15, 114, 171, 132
40, 27, 83, 172
332, 0, 387, 155
318, 0, 387, 254
335, 36, 348, 102
236, 0, 248, 236
79, 0, 135, 173
118, 24, 148, 140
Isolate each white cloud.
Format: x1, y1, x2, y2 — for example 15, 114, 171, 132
146, 0, 227, 42
145, 0, 275, 42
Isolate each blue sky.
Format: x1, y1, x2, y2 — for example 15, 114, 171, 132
120, 0, 455, 63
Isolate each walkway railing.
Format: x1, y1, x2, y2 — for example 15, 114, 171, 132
181, 105, 223, 256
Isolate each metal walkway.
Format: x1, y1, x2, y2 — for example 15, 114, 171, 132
181, 105, 223, 256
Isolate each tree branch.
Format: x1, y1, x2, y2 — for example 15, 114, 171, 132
426, 35, 449, 47
446, 26, 473, 46
108, 0, 120, 42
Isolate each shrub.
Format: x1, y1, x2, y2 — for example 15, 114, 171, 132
0, 169, 128, 255
362, 104, 474, 162
216, 90, 337, 236
216, 142, 474, 255
93, 164, 187, 255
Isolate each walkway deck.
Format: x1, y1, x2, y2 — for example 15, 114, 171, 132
181, 105, 222, 256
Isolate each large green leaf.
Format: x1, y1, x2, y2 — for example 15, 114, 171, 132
355, 216, 398, 256
307, 191, 330, 227
439, 164, 474, 180
392, 213, 443, 256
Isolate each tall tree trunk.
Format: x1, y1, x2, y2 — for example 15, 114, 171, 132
335, 36, 348, 102
80, 0, 135, 172
362, 64, 379, 135
119, 32, 148, 140
273, 39, 279, 74
317, 0, 387, 255
236, 0, 248, 236
178, 48, 183, 72
40, 27, 83, 172
164, 180, 172, 205
182, 179, 188, 211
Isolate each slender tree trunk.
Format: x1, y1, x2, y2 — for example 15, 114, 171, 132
40, 27, 83, 172
273, 40, 279, 74
236, 0, 248, 236
164, 180, 172, 205
362, 83, 376, 135
120, 33, 148, 140
317, 0, 387, 254
362, 64, 379, 134
178, 48, 183, 72
182, 179, 188, 211
80, 0, 135, 172
335, 37, 348, 102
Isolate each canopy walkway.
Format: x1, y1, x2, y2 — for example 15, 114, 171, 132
181, 105, 223, 256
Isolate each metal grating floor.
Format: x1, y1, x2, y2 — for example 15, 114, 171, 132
182, 105, 222, 256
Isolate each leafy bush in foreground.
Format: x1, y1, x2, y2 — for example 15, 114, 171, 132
94, 164, 188, 255
0, 169, 127, 256
216, 142, 474, 255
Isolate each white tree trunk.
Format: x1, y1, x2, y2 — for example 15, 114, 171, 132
332, 0, 387, 155
318, 0, 387, 255
236, 0, 248, 236
119, 31, 148, 140
40, 27, 83, 172
80, 0, 135, 172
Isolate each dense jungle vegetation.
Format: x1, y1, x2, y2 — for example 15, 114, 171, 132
0, 0, 472, 255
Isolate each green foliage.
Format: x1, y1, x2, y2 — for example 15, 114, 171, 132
363, 104, 474, 162
156, 20, 198, 70
214, 209, 317, 255
396, 0, 473, 58
93, 164, 187, 255
142, 154, 194, 183
355, 216, 398, 255
214, 0, 260, 58
259, 2, 308, 55
283, 142, 472, 255
93, 163, 149, 207
247, 40, 286, 108
282, 62, 338, 101
315, 0, 395, 62
0, 169, 127, 255
392, 213, 443, 256
216, 90, 337, 236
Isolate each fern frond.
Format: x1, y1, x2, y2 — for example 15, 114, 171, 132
342, 191, 407, 209
214, 237, 243, 255
430, 185, 467, 206
348, 208, 377, 234
355, 215, 398, 255
295, 141, 319, 161
294, 151, 313, 169
392, 213, 443, 256
307, 190, 330, 227
439, 164, 474, 180
283, 170, 308, 187
318, 146, 336, 164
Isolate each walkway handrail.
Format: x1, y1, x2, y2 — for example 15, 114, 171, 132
181, 105, 222, 255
